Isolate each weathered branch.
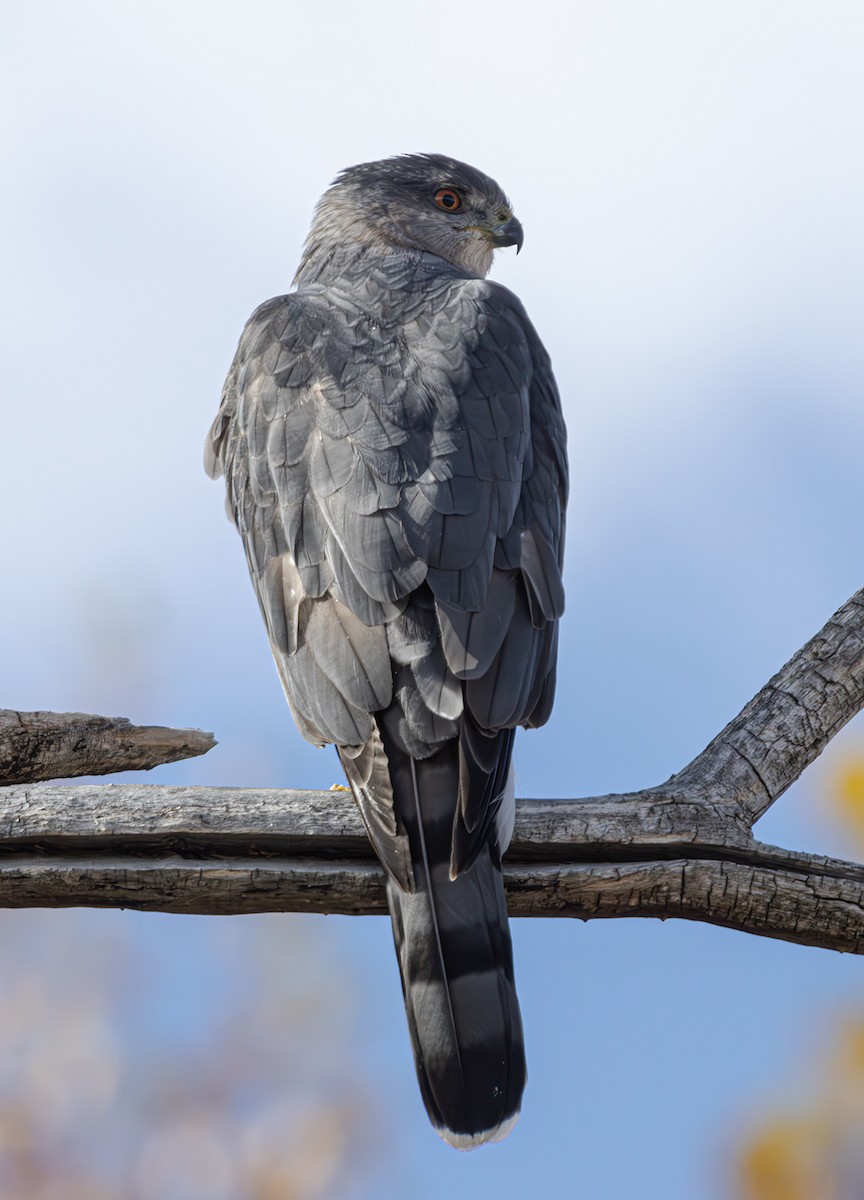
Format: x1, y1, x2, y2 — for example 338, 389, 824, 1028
1, 588, 864, 957
673, 589, 864, 821
1, 785, 864, 952
0, 710, 216, 785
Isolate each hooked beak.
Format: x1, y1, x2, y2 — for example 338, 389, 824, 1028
490, 215, 524, 254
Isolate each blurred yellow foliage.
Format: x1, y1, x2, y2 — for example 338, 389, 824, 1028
737, 1019, 864, 1199
739, 1117, 832, 1200
831, 756, 864, 849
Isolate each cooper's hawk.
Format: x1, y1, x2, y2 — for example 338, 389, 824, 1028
206, 154, 567, 1148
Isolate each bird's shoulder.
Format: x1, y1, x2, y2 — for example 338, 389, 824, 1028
204, 291, 330, 481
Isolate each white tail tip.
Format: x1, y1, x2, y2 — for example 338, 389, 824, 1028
436, 1110, 521, 1151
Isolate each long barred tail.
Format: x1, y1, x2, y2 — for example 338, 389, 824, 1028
383, 740, 526, 1149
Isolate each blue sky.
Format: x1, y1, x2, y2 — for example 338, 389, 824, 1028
2, 2, 864, 1196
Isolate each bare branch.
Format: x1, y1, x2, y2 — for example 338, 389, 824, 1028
2, 782, 864, 954
0, 832, 863, 954
0, 711, 216, 785
2, 587, 864, 958
0, 784, 750, 857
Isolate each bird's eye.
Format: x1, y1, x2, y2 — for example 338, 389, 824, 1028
434, 188, 463, 212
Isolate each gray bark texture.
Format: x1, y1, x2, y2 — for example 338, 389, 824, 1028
0, 710, 216, 784
2, 588, 863, 954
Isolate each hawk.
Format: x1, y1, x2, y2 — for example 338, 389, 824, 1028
206, 154, 568, 1148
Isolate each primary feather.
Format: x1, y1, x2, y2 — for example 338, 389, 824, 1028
206, 153, 568, 1146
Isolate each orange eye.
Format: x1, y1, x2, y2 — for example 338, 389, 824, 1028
434, 188, 463, 212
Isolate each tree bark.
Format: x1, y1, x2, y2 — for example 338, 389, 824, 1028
0, 710, 216, 785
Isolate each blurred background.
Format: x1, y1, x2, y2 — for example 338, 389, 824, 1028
2, 1, 863, 1196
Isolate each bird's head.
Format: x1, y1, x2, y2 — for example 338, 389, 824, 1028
298, 153, 523, 280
